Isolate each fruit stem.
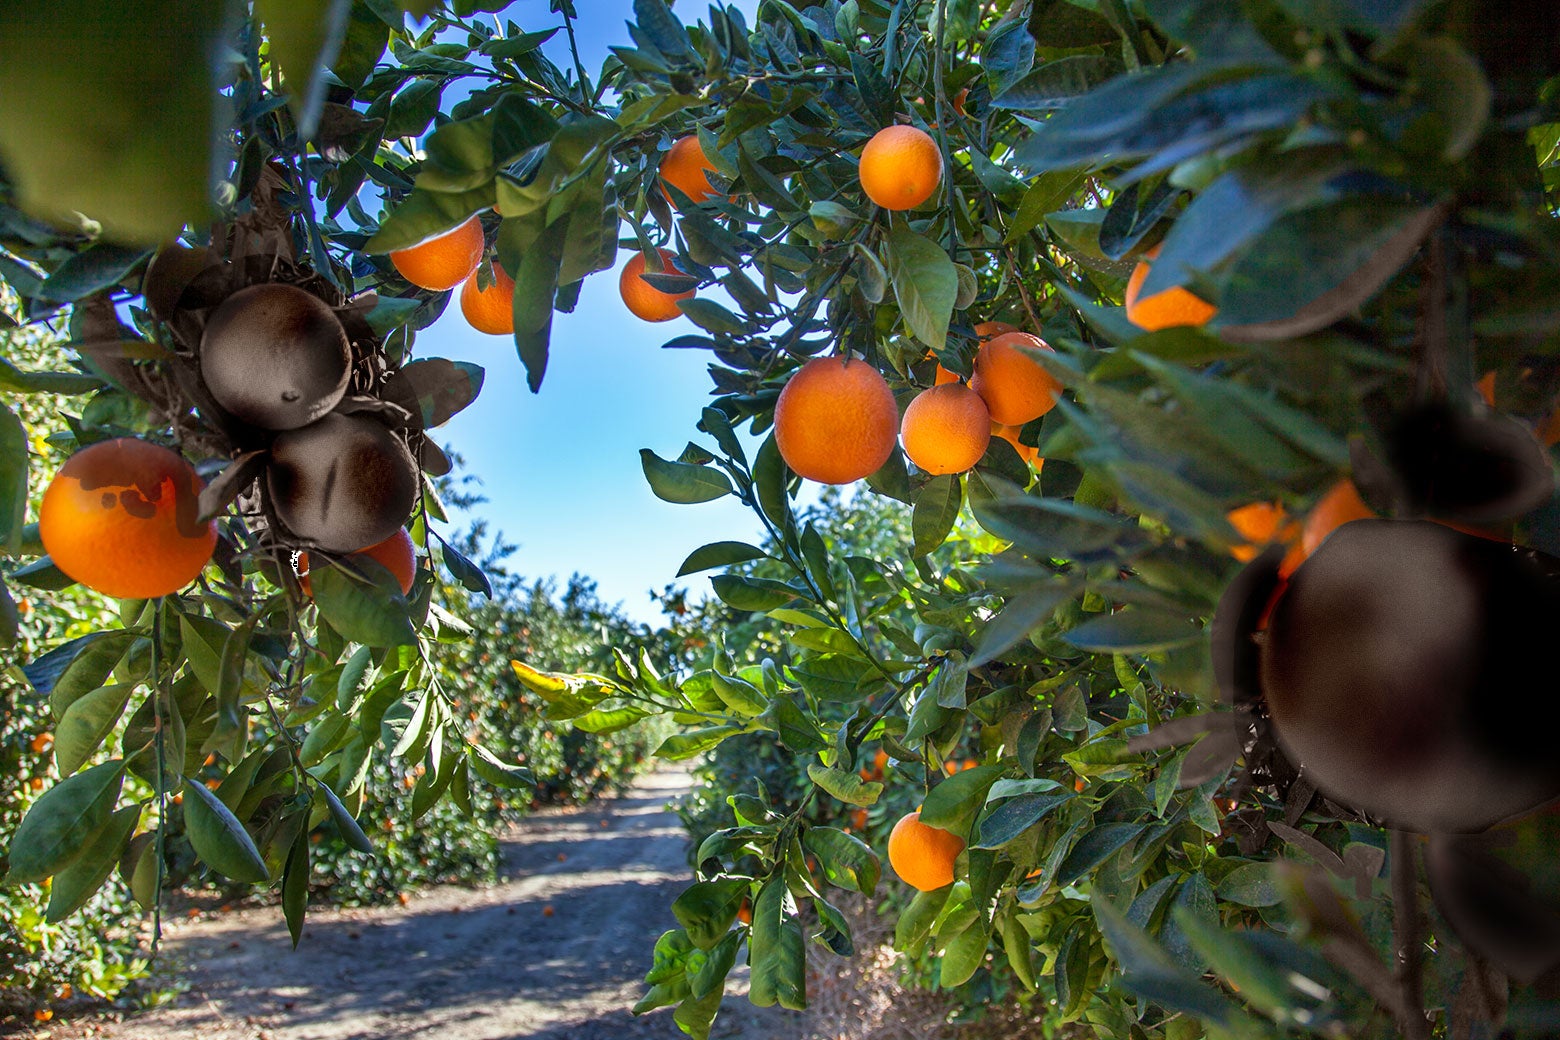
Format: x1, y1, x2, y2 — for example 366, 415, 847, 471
1389, 829, 1431, 1040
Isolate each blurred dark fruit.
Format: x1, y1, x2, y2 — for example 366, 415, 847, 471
1365, 402, 1553, 525
1259, 519, 1560, 833
1426, 807, 1560, 983
267, 413, 417, 553
200, 283, 351, 430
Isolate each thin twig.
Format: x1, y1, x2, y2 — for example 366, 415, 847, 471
1390, 829, 1431, 1040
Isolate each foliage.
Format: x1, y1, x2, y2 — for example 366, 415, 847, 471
2, 2, 1560, 1040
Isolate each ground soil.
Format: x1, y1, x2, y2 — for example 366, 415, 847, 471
27, 768, 804, 1040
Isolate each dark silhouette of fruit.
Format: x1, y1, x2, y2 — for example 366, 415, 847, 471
200, 284, 351, 430
267, 414, 418, 553
1371, 402, 1553, 525
1258, 519, 1560, 832
1427, 812, 1560, 983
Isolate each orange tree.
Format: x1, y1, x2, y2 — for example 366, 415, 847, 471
3, 2, 1560, 1039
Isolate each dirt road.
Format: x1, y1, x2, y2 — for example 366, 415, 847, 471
46, 768, 800, 1040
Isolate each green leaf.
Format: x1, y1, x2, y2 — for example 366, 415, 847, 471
656, 724, 745, 760
939, 921, 990, 988
920, 765, 1003, 837
5, 759, 125, 883
282, 826, 310, 948
27, 631, 136, 718
886, 224, 958, 350
677, 540, 767, 576
257, 0, 352, 136
180, 614, 235, 697
0, 405, 26, 554
748, 876, 807, 1010
364, 186, 493, 254
640, 449, 733, 504
46, 804, 139, 923
992, 55, 1124, 111
975, 790, 1073, 849
895, 885, 951, 954
311, 558, 418, 647
1091, 898, 1242, 1026
1215, 861, 1282, 906
911, 474, 961, 557
678, 298, 747, 335
54, 683, 136, 776
807, 765, 883, 807
804, 826, 880, 895
183, 774, 270, 883
673, 877, 748, 949
1061, 609, 1203, 653
711, 574, 797, 612
0, 4, 228, 241
314, 773, 376, 853
1057, 822, 1147, 886
333, 1, 389, 89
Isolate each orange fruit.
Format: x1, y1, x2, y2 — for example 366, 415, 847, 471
970, 332, 1062, 426
1536, 404, 1560, 447
389, 215, 484, 291
887, 810, 964, 892
459, 264, 515, 335
991, 422, 1039, 465
298, 528, 416, 597
1475, 370, 1497, 408
1124, 244, 1218, 331
874, 748, 890, 774
1299, 479, 1375, 561
933, 364, 959, 386
774, 357, 899, 484
901, 383, 991, 475
29, 732, 52, 754
944, 760, 960, 776
1226, 502, 1300, 563
974, 320, 1018, 339
620, 249, 694, 323
850, 808, 869, 831
736, 899, 753, 925
40, 439, 217, 599
659, 135, 722, 207
858, 125, 942, 211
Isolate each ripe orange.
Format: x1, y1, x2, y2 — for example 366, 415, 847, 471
991, 422, 1040, 465
774, 357, 899, 484
1226, 502, 1299, 563
850, 808, 869, 831
887, 810, 964, 892
934, 364, 959, 386
736, 899, 753, 926
40, 439, 217, 599
459, 264, 515, 335
29, 732, 52, 754
974, 320, 1018, 339
389, 215, 484, 292
298, 528, 416, 597
970, 332, 1062, 426
660, 135, 722, 207
1124, 244, 1218, 331
874, 748, 890, 774
858, 125, 942, 211
620, 249, 694, 322
1299, 479, 1375, 561
901, 383, 991, 475
1475, 370, 1496, 408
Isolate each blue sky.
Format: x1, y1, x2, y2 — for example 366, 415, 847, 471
426, 0, 768, 625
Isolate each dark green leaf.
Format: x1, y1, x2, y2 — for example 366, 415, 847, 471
673, 877, 748, 950
911, 474, 961, 557
975, 790, 1073, 849
382, 358, 485, 428
804, 826, 880, 895
887, 224, 958, 350
678, 540, 768, 577
45, 805, 139, 923
54, 683, 135, 776
311, 558, 418, 647
183, 774, 269, 882
5, 760, 124, 883
748, 876, 807, 1010
0, 405, 26, 553
314, 774, 376, 853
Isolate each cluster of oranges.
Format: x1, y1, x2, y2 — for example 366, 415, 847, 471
772, 321, 1060, 485
388, 214, 516, 336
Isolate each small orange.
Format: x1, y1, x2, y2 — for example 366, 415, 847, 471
620, 249, 695, 323
1298, 479, 1375, 563
736, 899, 753, 926
974, 320, 1019, 339
970, 332, 1062, 426
774, 357, 899, 484
1124, 244, 1218, 331
874, 748, 890, 774
858, 125, 942, 211
298, 528, 416, 597
40, 438, 217, 599
660, 135, 722, 207
944, 760, 960, 776
850, 808, 869, 831
991, 422, 1039, 465
459, 264, 515, 335
29, 733, 52, 755
887, 810, 964, 892
1475, 371, 1497, 408
389, 215, 484, 292
1226, 502, 1300, 563
901, 383, 991, 475
934, 364, 960, 386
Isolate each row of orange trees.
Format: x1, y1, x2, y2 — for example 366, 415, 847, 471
2, 1, 1560, 1039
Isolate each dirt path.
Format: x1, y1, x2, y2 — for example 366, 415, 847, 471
47, 768, 802, 1040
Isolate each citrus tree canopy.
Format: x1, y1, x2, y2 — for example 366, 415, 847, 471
2, 0, 1560, 1038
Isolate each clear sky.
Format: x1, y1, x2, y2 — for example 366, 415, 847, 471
425, 0, 768, 625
